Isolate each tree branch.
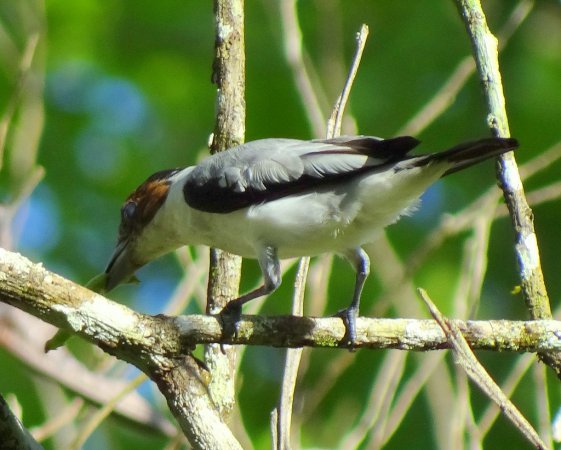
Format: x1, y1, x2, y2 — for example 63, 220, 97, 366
3, 248, 561, 355
0, 248, 241, 449
205, 0, 246, 422
399, 0, 533, 137
420, 288, 546, 450
0, 324, 175, 437
0, 394, 44, 450
454, 0, 561, 379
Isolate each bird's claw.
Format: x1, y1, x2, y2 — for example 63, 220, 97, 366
333, 306, 359, 351
219, 301, 242, 344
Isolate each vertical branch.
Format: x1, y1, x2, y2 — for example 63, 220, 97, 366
274, 4, 321, 447
454, 0, 561, 377
206, 0, 246, 418
273, 19, 369, 449
273, 257, 308, 450
210, 0, 246, 152
155, 357, 243, 450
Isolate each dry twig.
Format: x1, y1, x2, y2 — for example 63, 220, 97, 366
419, 288, 547, 450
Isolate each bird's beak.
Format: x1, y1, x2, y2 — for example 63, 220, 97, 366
105, 239, 140, 292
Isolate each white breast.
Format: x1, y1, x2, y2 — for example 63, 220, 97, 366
162, 161, 447, 260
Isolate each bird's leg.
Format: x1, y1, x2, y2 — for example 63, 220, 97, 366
335, 247, 370, 349
220, 246, 281, 340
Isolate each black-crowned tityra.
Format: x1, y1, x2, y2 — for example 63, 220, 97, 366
104, 135, 518, 346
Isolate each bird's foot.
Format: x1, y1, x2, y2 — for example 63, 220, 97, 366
333, 306, 358, 351
219, 301, 242, 344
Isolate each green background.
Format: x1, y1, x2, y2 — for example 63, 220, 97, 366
1, 1, 561, 449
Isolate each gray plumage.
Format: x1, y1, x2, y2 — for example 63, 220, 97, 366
183, 136, 421, 213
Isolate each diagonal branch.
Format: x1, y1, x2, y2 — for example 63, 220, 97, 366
454, 0, 561, 378
420, 288, 547, 450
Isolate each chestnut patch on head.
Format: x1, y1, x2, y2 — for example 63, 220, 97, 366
118, 169, 181, 239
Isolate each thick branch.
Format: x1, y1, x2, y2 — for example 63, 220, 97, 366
172, 315, 561, 352
178, 315, 561, 352
205, 0, 246, 422
0, 248, 240, 450
3, 247, 561, 449
210, 0, 245, 154
3, 249, 561, 355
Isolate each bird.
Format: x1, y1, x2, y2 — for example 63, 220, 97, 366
103, 135, 518, 347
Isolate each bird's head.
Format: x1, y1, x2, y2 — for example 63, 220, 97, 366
104, 169, 182, 292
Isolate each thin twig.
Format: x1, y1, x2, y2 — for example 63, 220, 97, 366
68, 374, 147, 450
274, 6, 315, 438
274, 257, 308, 450
274, 16, 370, 448
326, 24, 369, 138
0, 33, 40, 169
419, 288, 547, 450
399, 0, 533, 136
279, 0, 325, 137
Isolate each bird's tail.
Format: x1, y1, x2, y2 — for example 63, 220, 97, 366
434, 137, 518, 177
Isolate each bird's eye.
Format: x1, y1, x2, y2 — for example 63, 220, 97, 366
121, 201, 137, 223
